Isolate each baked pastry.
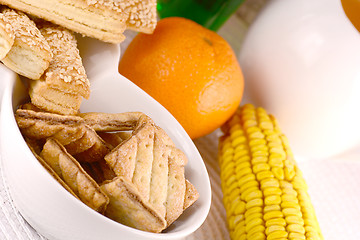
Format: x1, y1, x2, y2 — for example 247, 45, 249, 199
101, 177, 167, 233
25, 137, 79, 199
15, 109, 110, 162
28, 22, 90, 115
98, 131, 132, 150
0, 7, 52, 79
122, 0, 157, 34
103, 116, 199, 230
184, 179, 199, 211
79, 112, 144, 132
29, 79, 84, 116
15, 108, 86, 144
80, 160, 116, 184
0, 0, 157, 43
66, 125, 110, 163
40, 138, 109, 213
16, 108, 198, 232
0, 12, 14, 60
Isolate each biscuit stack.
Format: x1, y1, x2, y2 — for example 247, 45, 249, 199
1, 2, 200, 233
0, 0, 158, 114
16, 108, 199, 233
0, 7, 89, 115
0, 0, 157, 43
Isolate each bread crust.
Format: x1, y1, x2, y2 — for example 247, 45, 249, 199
0, 7, 52, 79
0, 0, 157, 43
0, 12, 14, 60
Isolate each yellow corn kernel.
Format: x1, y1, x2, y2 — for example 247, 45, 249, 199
281, 201, 301, 210
260, 178, 280, 189
247, 225, 266, 237
253, 163, 270, 174
282, 207, 303, 217
243, 189, 262, 202
287, 223, 306, 234
240, 180, 259, 193
263, 210, 284, 221
251, 156, 268, 164
245, 217, 264, 233
286, 215, 305, 225
229, 214, 244, 230
238, 174, 256, 187
265, 225, 286, 235
247, 232, 266, 240
244, 207, 262, 219
289, 232, 306, 240
232, 135, 247, 148
246, 198, 263, 209
256, 170, 274, 181
263, 187, 282, 197
264, 195, 282, 205
264, 204, 281, 213
245, 213, 263, 224
218, 104, 323, 240
265, 218, 286, 227
272, 167, 285, 180
267, 230, 288, 240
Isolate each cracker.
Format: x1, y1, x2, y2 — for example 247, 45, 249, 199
15, 109, 110, 162
184, 179, 199, 210
79, 112, 144, 132
40, 138, 109, 213
80, 159, 116, 184
104, 118, 197, 227
164, 146, 187, 226
100, 177, 166, 233
98, 131, 132, 149
66, 125, 110, 163
15, 109, 86, 145
25, 138, 79, 199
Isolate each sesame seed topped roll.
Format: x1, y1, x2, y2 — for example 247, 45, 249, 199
0, 0, 158, 43
87, 0, 157, 34
29, 22, 90, 115
38, 22, 90, 99
0, 7, 52, 79
0, 12, 14, 60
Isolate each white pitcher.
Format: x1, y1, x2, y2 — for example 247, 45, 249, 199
239, 0, 360, 160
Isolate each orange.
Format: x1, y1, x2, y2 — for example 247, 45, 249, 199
341, 0, 360, 33
119, 17, 244, 139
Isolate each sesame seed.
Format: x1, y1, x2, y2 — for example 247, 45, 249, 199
38, 22, 90, 99
1, 8, 51, 52
85, 0, 157, 32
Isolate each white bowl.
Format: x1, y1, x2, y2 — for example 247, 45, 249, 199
0, 37, 211, 240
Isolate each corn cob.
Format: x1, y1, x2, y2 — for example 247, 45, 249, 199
218, 104, 323, 240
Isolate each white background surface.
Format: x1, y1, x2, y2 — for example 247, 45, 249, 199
0, 0, 359, 239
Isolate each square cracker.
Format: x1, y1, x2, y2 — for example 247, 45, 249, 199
100, 177, 166, 233
40, 138, 109, 213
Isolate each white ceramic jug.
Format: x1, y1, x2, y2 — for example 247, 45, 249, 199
239, 0, 360, 160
